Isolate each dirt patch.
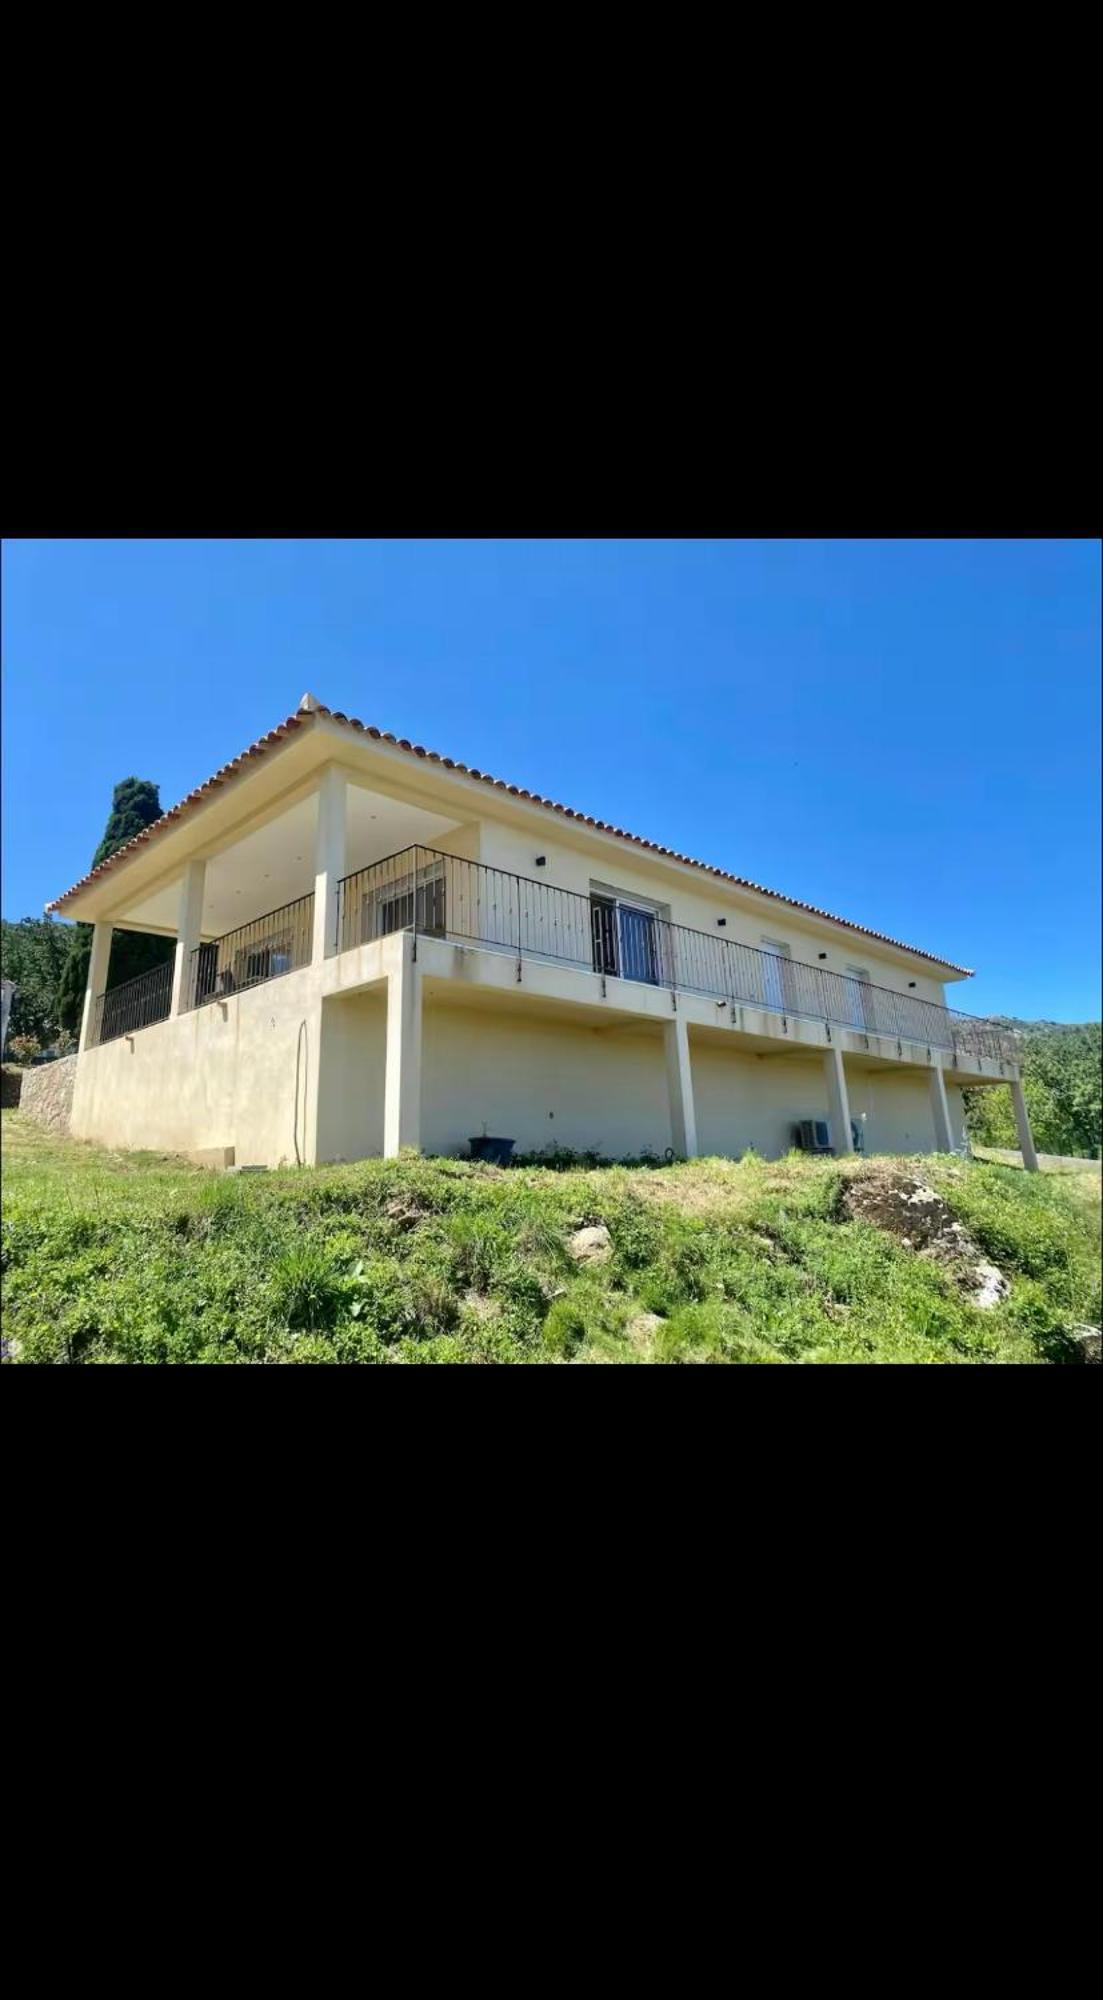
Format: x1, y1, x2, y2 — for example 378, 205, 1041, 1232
626, 1311, 665, 1352
842, 1168, 1009, 1308
624, 1164, 759, 1219
463, 1291, 501, 1323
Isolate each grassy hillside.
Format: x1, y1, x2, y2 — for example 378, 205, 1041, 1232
2, 1113, 1098, 1365
964, 1019, 1101, 1160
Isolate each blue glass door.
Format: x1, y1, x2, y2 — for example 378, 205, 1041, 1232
618, 904, 659, 984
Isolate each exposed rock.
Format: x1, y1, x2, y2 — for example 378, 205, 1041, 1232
842, 1169, 1010, 1309
1068, 1325, 1101, 1364
567, 1224, 612, 1265
971, 1262, 1010, 1309
385, 1196, 429, 1230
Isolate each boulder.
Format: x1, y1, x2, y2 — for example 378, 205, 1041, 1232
567, 1224, 612, 1265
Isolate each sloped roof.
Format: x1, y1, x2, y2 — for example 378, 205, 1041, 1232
45, 698, 974, 976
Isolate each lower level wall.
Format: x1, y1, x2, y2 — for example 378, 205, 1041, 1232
69, 975, 976, 1169
422, 1004, 672, 1158
420, 1006, 960, 1163
693, 1046, 828, 1157
847, 1065, 950, 1157
945, 1082, 968, 1151
317, 990, 386, 1162
70, 969, 319, 1167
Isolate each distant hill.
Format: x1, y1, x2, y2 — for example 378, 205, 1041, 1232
965, 1019, 1101, 1160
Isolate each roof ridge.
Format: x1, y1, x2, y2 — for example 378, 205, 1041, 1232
44, 701, 974, 976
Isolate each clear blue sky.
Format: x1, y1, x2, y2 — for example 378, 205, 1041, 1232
2, 539, 1099, 1021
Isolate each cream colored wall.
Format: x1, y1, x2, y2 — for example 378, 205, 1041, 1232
421, 1001, 673, 1158
70, 965, 321, 1167
691, 1045, 829, 1158
69, 959, 976, 1169
845, 1067, 941, 1156
945, 1081, 968, 1151
422, 1010, 955, 1164
473, 818, 948, 1006
434, 822, 483, 863
316, 990, 386, 1162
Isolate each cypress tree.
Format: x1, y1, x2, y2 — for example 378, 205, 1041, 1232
56, 779, 175, 1034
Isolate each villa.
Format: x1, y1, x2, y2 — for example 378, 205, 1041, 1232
46, 695, 1038, 1170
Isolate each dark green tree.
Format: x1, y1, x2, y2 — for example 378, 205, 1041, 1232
0, 916, 72, 1045
56, 779, 175, 1034
964, 1020, 1102, 1160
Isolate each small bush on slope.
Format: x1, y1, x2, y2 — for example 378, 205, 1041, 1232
2, 1115, 1098, 1365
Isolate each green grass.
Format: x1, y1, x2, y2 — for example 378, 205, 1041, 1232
2, 1112, 1099, 1365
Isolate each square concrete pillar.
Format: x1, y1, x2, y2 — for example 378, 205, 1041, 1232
1010, 1078, 1040, 1172
383, 932, 422, 1158
79, 922, 114, 1052
928, 1061, 954, 1151
170, 858, 207, 1015
313, 764, 348, 963
823, 1044, 854, 1154
664, 1015, 698, 1157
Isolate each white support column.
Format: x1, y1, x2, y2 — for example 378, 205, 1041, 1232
383, 932, 423, 1158
1010, 1078, 1040, 1172
170, 858, 207, 1016
79, 922, 114, 1053
823, 1044, 854, 1154
313, 764, 348, 963
928, 1061, 953, 1152
664, 1015, 699, 1158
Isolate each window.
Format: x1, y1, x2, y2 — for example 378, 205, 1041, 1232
845, 965, 874, 1029
590, 888, 666, 984
235, 930, 295, 988
760, 937, 793, 1012
362, 860, 445, 943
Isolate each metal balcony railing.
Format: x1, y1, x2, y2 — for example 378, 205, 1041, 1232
186, 892, 314, 1009
336, 846, 1020, 1066
91, 960, 174, 1046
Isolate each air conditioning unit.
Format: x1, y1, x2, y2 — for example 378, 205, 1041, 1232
796, 1119, 832, 1153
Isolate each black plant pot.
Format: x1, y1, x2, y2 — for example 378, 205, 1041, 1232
469, 1135, 515, 1165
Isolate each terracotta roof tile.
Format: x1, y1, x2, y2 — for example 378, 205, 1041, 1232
45, 702, 973, 976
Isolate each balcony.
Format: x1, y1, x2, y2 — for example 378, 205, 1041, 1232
91, 960, 174, 1046
87, 895, 316, 1047
337, 846, 1020, 1065
185, 893, 314, 1009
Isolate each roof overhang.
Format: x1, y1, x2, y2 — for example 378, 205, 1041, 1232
46, 700, 975, 979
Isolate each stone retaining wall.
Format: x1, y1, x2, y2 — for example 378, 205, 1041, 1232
18, 1054, 78, 1134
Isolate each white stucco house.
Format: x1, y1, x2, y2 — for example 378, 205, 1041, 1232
46, 695, 1038, 1171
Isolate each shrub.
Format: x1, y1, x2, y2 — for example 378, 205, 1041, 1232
406, 1273, 460, 1339
6, 1034, 42, 1065
268, 1244, 344, 1331
445, 1215, 510, 1292
288, 1335, 338, 1363
541, 1296, 588, 1358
